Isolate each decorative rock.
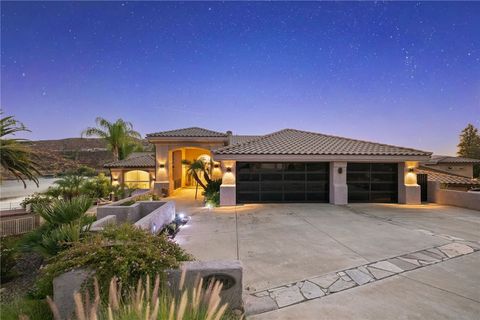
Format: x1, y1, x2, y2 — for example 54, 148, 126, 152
438, 243, 474, 258
345, 269, 373, 285
407, 252, 440, 265
309, 273, 339, 289
387, 258, 418, 271
421, 250, 445, 260
368, 261, 403, 273
457, 241, 480, 250
328, 278, 356, 293
270, 286, 305, 308
254, 291, 270, 297
425, 248, 448, 259
300, 281, 325, 299
358, 266, 373, 277
244, 295, 278, 316
367, 266, 394, 280
398, 257, 422, 266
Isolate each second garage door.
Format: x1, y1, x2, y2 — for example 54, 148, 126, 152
347, 163, 398, 203
236, 162, 329, 203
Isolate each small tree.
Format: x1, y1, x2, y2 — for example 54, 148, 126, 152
457, 124, 480, 177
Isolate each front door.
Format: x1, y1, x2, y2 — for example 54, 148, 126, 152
172, 150, 182, 189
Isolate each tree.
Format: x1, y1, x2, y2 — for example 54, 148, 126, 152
457, 124, 480, 177
182, 159, 212, 190
82, 117, 141, 161
0, 113, 41, 187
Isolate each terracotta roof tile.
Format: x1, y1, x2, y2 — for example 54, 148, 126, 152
416, 166, 480, 185
214, 129, 431, 156
229, 135, 262, 145
428, 155, 480, 164
104, 154, 155, 168
147, 127, 227, 138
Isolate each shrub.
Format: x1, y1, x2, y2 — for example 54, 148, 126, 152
81, 173, 112, 199
46, 175, 85, 200
1, 298, 52, 320
24, 196, 94, 256
0, 236, 19, 283
34, 224, 192, 298
20, 193, 52, 210
203, 179, 222, 206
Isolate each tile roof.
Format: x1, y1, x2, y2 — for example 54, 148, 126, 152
214, 129, 431, 156
416, 166, 480, 185
147, 127, 227, 138
104, 154, 155, 168
229, 135, 263, 146
428, 155, 480, 164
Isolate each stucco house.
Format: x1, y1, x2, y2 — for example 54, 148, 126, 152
105, 127, 437, 206
422, 155, 480, 179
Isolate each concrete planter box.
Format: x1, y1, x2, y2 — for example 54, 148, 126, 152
95, 200, 175, 233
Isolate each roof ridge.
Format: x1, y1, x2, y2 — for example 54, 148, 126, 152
146, 126, 227, 137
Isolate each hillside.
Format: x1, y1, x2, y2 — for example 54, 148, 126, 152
1, 138, 152, 179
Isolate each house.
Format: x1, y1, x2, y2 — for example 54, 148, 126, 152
105, 127, 435, 206
422, 155, 480, 179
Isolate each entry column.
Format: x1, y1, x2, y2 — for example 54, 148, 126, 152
220, 161, 236, 206
154, 144, 170, 196
329, 161, 348, 205
398, 162, 421, 204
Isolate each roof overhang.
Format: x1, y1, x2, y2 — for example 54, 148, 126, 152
211, 154, 431, 162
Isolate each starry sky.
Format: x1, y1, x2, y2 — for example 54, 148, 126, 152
1, 1, 479, 155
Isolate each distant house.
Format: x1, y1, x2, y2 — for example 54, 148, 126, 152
422, 155, 480, 178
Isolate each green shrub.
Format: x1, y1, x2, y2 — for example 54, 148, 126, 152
203, 179, 222, 206
0, 298, 52, 320
20, 193, 52, 210
34, 224, 192, 298
81, 173, 112, 199
1, 236, 19, 283
24, 196, 94, 256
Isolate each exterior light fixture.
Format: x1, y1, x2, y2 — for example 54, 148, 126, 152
226, 167, 232, 172
408, 168, 415, 173
214, 164, 220, 168
159, 163, 165, 169
338, 167, 343, 174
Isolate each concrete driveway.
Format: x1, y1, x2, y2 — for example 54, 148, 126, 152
172, 189, 480, 319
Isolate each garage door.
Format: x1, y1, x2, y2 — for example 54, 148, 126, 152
347, 163, 398, 203
236, 162, 329, 203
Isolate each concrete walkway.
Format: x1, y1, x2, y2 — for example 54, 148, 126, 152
171, 189, 480, 319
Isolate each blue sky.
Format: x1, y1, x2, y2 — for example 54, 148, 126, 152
1, 1, 479, 155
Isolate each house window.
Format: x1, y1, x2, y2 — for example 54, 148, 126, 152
124, 170, 150, 189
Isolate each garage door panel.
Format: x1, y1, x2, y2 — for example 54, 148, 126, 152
347, 163, 398, 203
236, 162, 329, 203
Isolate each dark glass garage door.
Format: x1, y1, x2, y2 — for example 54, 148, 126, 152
236, 162, 329, 203
347, 163, 398, 203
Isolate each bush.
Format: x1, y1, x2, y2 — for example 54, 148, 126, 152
203, 179, 222, 206
34, 224, 192, 298
81, 173, 112, 199
0, 298, 52, 320
1, 236, 19, 283
20, 193, 52, 210
24, 196, 94, 256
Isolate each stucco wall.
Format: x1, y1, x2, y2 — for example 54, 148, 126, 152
134, 201, 175, 233
428, 181, 480, 211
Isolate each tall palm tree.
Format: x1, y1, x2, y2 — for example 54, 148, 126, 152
82, 117, 142, 161
0, 114, 40, 187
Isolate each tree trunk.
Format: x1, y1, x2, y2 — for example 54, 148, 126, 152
192, 171, 207, 190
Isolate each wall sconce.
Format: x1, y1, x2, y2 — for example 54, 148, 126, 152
159, 163, 165, 169
408, 168, 415, 173
338, 167, 343, 174
226, 167, 232, 172
214, 164, 220, 168
112, 177, 118, 181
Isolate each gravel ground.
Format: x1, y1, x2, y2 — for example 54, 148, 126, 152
0, 251, 43, 302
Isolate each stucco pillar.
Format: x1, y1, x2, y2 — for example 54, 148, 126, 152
398, 162, 421, 204
329, 161, 348, 205
220, 161, 236, 206
154, 144, 170, 196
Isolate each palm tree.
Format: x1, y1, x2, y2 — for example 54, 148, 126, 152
0, 113, 41, 188
182, 159, 212, 190
82, 117, 141, 161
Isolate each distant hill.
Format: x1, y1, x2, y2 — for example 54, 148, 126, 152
1, 138, 152, 179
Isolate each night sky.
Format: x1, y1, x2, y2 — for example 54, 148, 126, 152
1, 1, 479, 155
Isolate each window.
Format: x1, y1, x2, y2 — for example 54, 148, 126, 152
124, 170, 150, 189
